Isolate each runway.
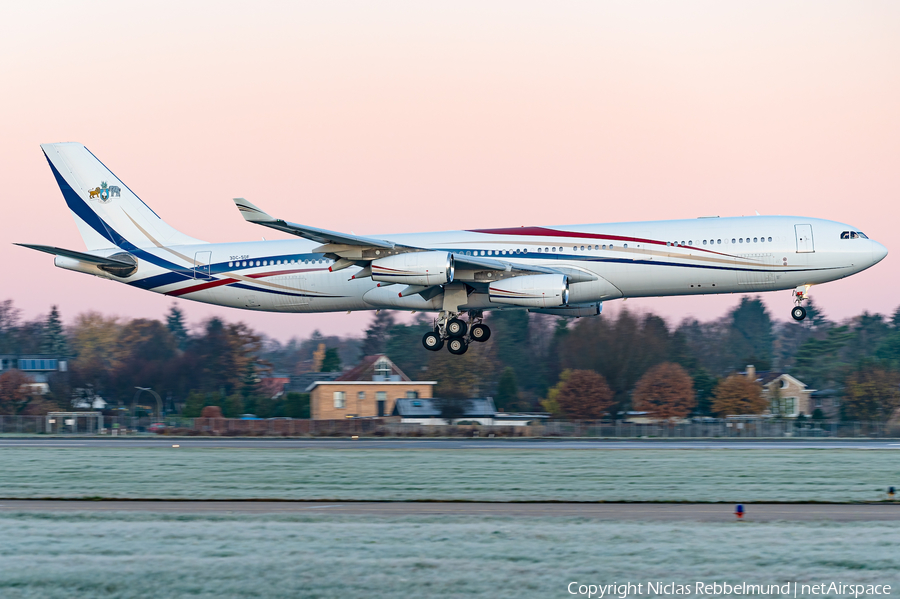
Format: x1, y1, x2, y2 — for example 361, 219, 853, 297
0, 437, 898, 449
1, 500, 898, 521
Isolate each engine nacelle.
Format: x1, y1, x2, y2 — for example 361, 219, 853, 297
371, 251, 454, 286
489, 274, 569, 308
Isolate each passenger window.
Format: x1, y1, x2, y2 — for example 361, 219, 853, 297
623, 244, 628, 249
767, 237, 772, 242
717, 239, 721, 244
688, 241, 693, 246
580, 246, 585, 251
702, 240, 707, 245
731, 239, 736, 244
739, 238, 743, 243
753, 238, 757, 243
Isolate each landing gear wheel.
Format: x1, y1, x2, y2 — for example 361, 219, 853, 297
791, 306, 807, 321
470, 323, 491, 342
446, 318, 467, 338
422, 332, 444, 351
447, 337, 468, 355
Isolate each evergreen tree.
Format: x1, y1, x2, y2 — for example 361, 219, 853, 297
320, 347, 342, 372
240, 361, 260, 400
727, 296, 774, 371
284, 392, 310, 418
791, 326, 854, 389
488, 310, 534, 394
166, 304, 189, 350
494, 367, 519, 411
803, 297, 830, 329
362, 311, 396, 355
384, 315, 433, 377
691, 369, 717, 416
891, 306, 900, 330
0, 299, 21, 354
40, 305, 68, 355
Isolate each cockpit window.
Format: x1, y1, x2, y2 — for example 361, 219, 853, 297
858, 232, 868, 239
850, 232, 859, 239
841, 231, 850, 239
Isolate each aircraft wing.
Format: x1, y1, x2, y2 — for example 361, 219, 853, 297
233, 198, 395, 249
232, 199, 596, 284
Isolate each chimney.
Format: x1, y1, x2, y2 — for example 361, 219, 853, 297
746, 365, 756, 380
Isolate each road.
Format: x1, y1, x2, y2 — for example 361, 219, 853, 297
0, 500, 898, 521
0, 437, 898, 449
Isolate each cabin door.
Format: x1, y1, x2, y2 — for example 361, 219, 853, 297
193, 251, 212, 279
795, 225, 815, 253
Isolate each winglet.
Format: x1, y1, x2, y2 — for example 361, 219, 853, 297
233, 198, 277, 224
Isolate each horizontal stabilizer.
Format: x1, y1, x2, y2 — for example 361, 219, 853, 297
15, 243, 135, 266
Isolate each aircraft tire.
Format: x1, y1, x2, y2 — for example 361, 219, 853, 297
447, 337, 468, 355
791, 306, 807, 321
422, 332, 444, 351
447, 318, 467, 338
470, 323, 491, 342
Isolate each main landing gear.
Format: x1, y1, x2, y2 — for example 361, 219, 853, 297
791, 285, 810, 321
422, 310, 491, 355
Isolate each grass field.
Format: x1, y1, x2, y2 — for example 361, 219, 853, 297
0, 512, 896, 599
0, 447, 897, 502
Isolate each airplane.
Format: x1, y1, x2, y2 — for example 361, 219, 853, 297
19, 142, 888, 355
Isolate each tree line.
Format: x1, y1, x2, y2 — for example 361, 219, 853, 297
1, 296, 899, 420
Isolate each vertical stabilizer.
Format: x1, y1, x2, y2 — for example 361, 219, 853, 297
41, 143, 204, 251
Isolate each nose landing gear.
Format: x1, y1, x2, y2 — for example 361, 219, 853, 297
791, 286, 810, 321
422, 310, 492, 354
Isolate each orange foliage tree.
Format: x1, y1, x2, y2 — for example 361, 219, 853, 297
632, 362, 696, 419
842, 364, 900, 421
0, 370, 35, 414
710, 374, 766, 416
555, 369, 615, 420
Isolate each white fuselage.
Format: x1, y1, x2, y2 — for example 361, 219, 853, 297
66, 215, 886, 314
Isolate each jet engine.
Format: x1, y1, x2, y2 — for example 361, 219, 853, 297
489, 274, 569, 308
371, 251, 454, 286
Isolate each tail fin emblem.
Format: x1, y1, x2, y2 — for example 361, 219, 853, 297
88, 181, 120, 202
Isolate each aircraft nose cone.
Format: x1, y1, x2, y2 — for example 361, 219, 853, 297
872, 240, 888, 264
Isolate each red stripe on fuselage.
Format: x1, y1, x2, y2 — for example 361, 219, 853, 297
467, 226, 731, 257
165, 267, 328, 297
166, 278, 236, 297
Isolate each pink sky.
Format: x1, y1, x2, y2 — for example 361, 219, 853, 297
2, 1, 898, 339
